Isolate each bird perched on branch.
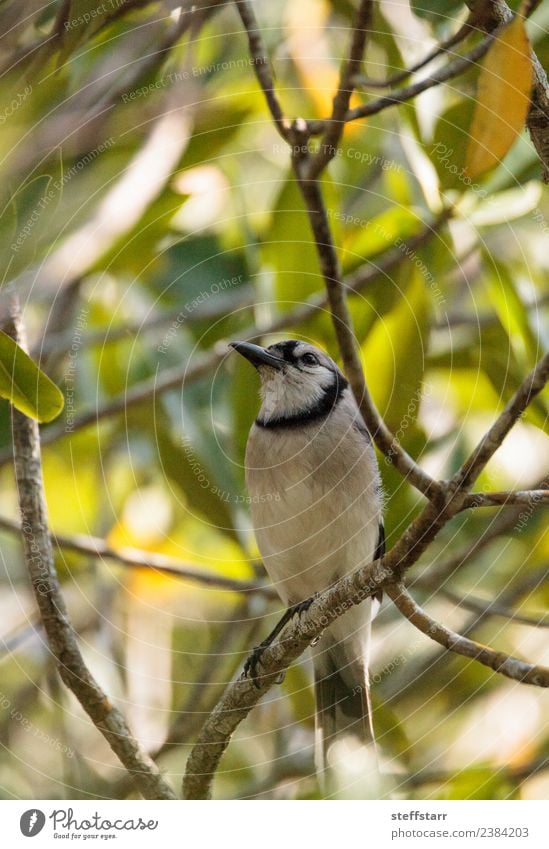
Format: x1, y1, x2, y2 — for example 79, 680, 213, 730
230, 339, 384, 779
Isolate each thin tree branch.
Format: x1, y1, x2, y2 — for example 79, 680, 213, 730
308, 0, 374, 178
451, 353, 549, 494
291, 161, 442, 500
4, 293, 176, 801
388, 562, 549, 700
355, 12, 478, 89
462, 489, 549, 508
347, 28, 498, 123
0, 514, 274, 597
386, 582, 549, 686
429, 584, 549, 628
234, 0, 290, 140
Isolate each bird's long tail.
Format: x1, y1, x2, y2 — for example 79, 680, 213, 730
312, 599, 377, 784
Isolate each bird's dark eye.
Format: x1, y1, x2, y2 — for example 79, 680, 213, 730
301, 352, 318, 366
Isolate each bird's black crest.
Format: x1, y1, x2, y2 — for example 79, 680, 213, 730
266, 340, 300, 362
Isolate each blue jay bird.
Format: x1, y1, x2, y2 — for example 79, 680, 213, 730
230, 339, 385, 775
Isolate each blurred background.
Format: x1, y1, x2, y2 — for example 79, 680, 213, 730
0, 0, 548, 800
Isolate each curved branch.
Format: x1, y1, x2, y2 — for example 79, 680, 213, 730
308, 0, 374, 178
431, 584, 549, 628
0, 514, 274, 597
452, 353, 549, 493
462, 489, 549, 508
347, 28, 498, 123
234, 0, 290, 140
386, 583, 549, 686
5, 294, 176, 800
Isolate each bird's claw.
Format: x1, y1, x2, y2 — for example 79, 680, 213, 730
244, 644, 287, 688
290, 592, 319, 619
243, 643, 268, 689
243, 594, 319, 687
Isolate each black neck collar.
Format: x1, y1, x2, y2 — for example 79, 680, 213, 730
255, 374, 348, 429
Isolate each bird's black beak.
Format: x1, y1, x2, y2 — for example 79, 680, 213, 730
229, 341, 284, 370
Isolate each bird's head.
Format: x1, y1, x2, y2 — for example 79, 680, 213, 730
229, 339, 348, 427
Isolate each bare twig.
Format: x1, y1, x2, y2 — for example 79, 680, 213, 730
386, 582, 549, 686
348, 28, 498, 123
452, 353, 549, 494
355, 12, 478, 89
0, 514, 274, 597
430, 584, 549, 628
5, 294, 176, 800
291, 162, 442, 500
463, 489, 549, 508
235, 0, 290, 140
308, 0, 374, 178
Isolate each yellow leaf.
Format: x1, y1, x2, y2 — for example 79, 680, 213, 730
465, 18, 533, 179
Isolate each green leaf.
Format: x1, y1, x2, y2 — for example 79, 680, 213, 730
59, 0, 112, 60
0, 331, 64, 422
261, 175, 323, 309
484, 260, 541, 368
152, 415, 240, 543
0, 175, 55, 283
430, 99, 477, 192
361, 269, 431, 431
411, 0, 462, 23
341, 206, 422, 276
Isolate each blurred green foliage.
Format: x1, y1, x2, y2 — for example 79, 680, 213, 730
0, 0, 547, 801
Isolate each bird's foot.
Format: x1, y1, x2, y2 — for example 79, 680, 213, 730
292, 593, 323, 644
244, 641, 287, 688
243, 594, 319, 688
288, 594, 318, 618
243, 641, 270, 689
